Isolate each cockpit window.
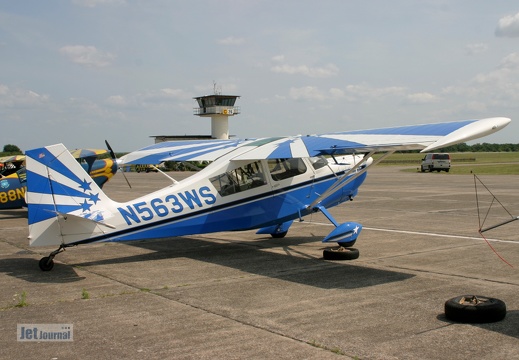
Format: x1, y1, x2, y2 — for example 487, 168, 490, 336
268, 158, 307, 181
210, 161, 267, 197
17, 167, 26, 183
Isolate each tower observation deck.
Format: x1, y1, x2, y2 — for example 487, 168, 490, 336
193, 94, 240, 139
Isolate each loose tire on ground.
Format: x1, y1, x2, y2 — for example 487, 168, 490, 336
444, 295, 506, 323
323, 247, 359, 260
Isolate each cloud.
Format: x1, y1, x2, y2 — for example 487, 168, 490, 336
498, 52, 519, 71
443, 52, 519, 104
0, 84, 49, 108
465, 43, 488, 56
217, 36, 245, 45
405, 92, 440, 104
271, 63, 339, 78
288, 83, 409, 103
142, 88, 192, 102
289, 86, 326, 101
72, 0, 126, 8
495, 12, 519, 37
468, 52, 519, 86
105, 88, 193, 110
59, 45, 116, 68
106, 95, 128, 106
329, 88, 345, 99
345, 83, 406, 98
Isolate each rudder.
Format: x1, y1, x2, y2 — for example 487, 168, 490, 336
26, 144, 114, 247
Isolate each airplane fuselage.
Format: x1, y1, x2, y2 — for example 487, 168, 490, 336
51, 152, 368, 246
111, 159, 366, 241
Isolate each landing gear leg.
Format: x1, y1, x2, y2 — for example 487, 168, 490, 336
39, 245, 67, 271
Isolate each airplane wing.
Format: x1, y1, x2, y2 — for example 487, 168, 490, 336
69, 148, 108, 159
119, 139, 252, 164
0, 154, 26, 163
120, 117, 510, 164
232, 117, 510, 160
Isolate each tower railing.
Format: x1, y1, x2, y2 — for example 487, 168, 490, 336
193, 106, 240, 116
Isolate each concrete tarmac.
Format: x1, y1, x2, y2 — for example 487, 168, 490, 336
1, 166, 518, 359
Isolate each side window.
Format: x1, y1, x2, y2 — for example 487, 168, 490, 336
209, 161, 267, 197
309, 156, 328, 170
268, 158, 307, 181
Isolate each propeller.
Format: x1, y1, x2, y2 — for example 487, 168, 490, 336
105, 140, 132, 189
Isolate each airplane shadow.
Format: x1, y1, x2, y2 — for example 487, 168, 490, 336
71, 235, 415, 290
0, 257, 85, 283
436, 309, 519, 339
0, 250, 85, 284
0, 209, 28, 219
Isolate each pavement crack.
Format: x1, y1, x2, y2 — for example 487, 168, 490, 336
73, 264, 353, 357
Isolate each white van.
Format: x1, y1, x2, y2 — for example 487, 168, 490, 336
421, 153, 451, 172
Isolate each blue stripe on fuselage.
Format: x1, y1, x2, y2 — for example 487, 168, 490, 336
70, 171, 367, 245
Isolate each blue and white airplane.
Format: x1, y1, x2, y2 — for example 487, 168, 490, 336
25, 117, 511, 270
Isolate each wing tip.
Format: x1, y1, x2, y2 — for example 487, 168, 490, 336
421, 117, 511, 152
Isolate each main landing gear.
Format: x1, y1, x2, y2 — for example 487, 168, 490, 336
39, 245, 69, 271
315, 205, 363, 261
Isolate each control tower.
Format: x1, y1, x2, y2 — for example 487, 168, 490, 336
193, 94, 240, 139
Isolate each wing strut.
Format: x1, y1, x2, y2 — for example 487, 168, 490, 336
309, 150, 395, 209
149, 164, 179, 185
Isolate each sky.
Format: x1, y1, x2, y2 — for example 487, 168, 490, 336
1, 0, 519, 152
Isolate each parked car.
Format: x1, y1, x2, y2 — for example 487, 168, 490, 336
421, 153, 451, 172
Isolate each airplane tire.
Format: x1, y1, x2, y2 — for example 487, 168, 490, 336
323, 247, 359, 260
337, 239, 356, 248
39, 257, 54, 271
444, 295, 506, 323
271, 231, 288, 238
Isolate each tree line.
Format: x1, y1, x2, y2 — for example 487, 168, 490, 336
381, 143, 519, 154
438, 143, 519, 152
2, 144, 22, 154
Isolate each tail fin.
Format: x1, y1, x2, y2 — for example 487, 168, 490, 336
26, 144, 116, 247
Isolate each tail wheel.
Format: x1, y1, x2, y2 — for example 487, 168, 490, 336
39, 257, 55, 271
